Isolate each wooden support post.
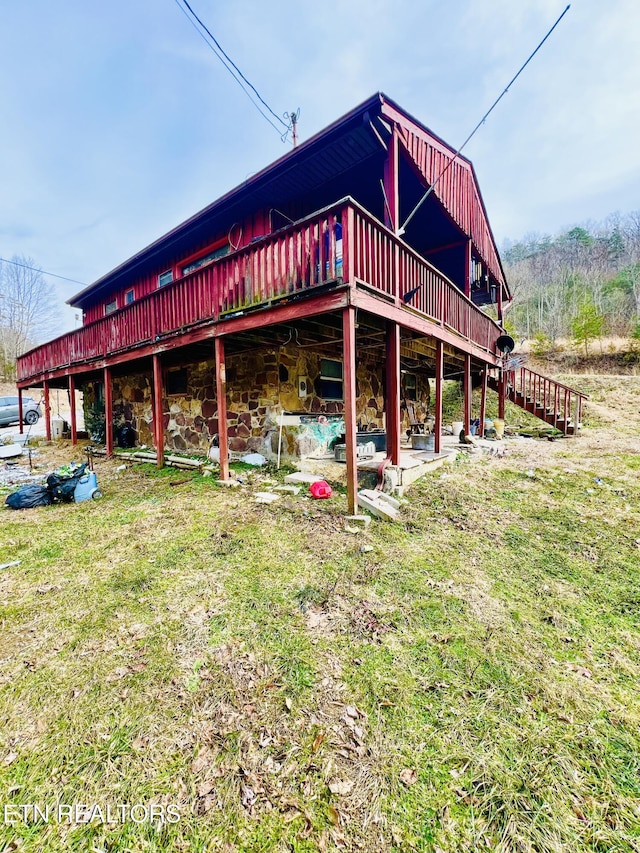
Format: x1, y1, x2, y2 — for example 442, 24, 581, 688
18, 389, 24, 434
103, 367, 113, 457
215, 336, 229, 480
463, 354, 472, 434
383, 125, 400, 233
385, 321, 401, 465
498, 369, 506, 420
479, 368, 488, 439
152, 355, 164, 468
434, 340, 443, 454
464, 239, 472, 299
343, 306, 358, 515
43, 382, 51, 440
69, 375, 77, 444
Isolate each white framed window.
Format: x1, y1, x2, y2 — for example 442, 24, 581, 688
158, 269, 174, 287
105, 298, 117, 315
319, 358, 343, 401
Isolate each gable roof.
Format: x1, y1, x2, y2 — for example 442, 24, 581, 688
69, 92, 508, 309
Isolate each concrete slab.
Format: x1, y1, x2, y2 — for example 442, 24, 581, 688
357, 491, 398, 521
254, 491, 281, 504
284, 472, 324, 484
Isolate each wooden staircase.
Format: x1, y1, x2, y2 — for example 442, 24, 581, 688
488, 367, 588, 435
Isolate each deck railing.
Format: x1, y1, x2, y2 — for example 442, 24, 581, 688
507, 367, 588, 431
17, 198, 501, 383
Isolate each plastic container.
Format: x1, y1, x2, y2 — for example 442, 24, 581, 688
452, 421, 464, 441
74, 471, 102, 502
493, 418, 505, 439
51, 415, 65, 439
309, 480, 332, 499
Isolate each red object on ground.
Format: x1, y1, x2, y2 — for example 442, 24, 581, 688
309, 480, 332, 499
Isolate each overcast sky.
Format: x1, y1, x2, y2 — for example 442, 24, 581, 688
1, 0, 638, 331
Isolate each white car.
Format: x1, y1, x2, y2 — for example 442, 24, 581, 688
0, 395, 42, 427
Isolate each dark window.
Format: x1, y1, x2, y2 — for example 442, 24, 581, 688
402, 373, 417, 401
125, 289, 135, 305
319, 358, 343, 401
182, 244, 229, 277
158, 270, 174, 287
166, 368, 188, 396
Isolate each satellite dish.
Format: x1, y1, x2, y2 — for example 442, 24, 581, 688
496, 334, 515, 355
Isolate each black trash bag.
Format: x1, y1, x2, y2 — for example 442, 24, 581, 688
46, 462, 87, 502
117, 424, 136, 448
5, 484, 53, 509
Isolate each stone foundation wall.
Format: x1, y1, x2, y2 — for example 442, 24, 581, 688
82, 343, 432, 460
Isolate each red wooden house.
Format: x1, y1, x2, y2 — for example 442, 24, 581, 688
16, 93, 585, 513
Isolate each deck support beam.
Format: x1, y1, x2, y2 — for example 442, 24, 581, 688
18, 389, 24, 434
385, 321, 401, 465
215, 336, 230, 481
383, 125, 400, 233
69, 375, 77, 445
152, 355, 164, 468
343, 306, 358, 515
479, 368, 488, 440
464, 239, 472, 299
103, 367, 113, 457
498, 369, 506, 420
43, 381, 51, 441
463, 354, 472, 435
434, 340, 443, 454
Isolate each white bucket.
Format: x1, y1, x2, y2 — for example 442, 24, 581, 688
452, 421, 464, 441
51, 415, 65, 439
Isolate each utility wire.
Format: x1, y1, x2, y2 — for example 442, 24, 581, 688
174, 0, 290, 138
0, 256, 86, 286
399, 4, 571, 235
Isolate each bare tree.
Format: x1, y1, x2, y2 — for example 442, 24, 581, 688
0, 256, 60, 377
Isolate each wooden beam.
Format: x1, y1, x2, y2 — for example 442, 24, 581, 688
479, 369, 488, 440
214, 336, 229, 480
343, 306, 358, 515
152, 354, 164, 468
18, 389, 23, 434
434, 340, 443, 454
383, 125, 400, 232
43, 382, 51, 440
463, 354, 472, 434
69, 375, 77, 445
498, 369, 506, 420
103, 367, 113, 457
385, 321, 401, 464
464, 239, 472, 299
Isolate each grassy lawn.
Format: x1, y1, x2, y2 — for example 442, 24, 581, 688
1, 377, 640, 852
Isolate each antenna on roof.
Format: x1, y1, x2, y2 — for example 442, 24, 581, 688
397, 4, 571, 237
284, 109, 301, 147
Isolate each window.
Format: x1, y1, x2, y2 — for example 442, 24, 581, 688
402, 372, 417, 401
158, 270, 174, 287
181, 241, 229, 277
166, 367, 188, 396
319, 358, 343, 401
105, 299, 117, 315
125, 289, 135, 305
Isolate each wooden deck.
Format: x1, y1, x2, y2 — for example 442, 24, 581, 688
17, 198, 502, 385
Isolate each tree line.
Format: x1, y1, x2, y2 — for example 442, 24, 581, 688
0, 256, 59, 380
501, 211, 640, 354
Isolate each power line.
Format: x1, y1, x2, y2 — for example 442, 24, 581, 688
399, 4, 571, 236
0, 256, 86, 286
174, 0, 290, 139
